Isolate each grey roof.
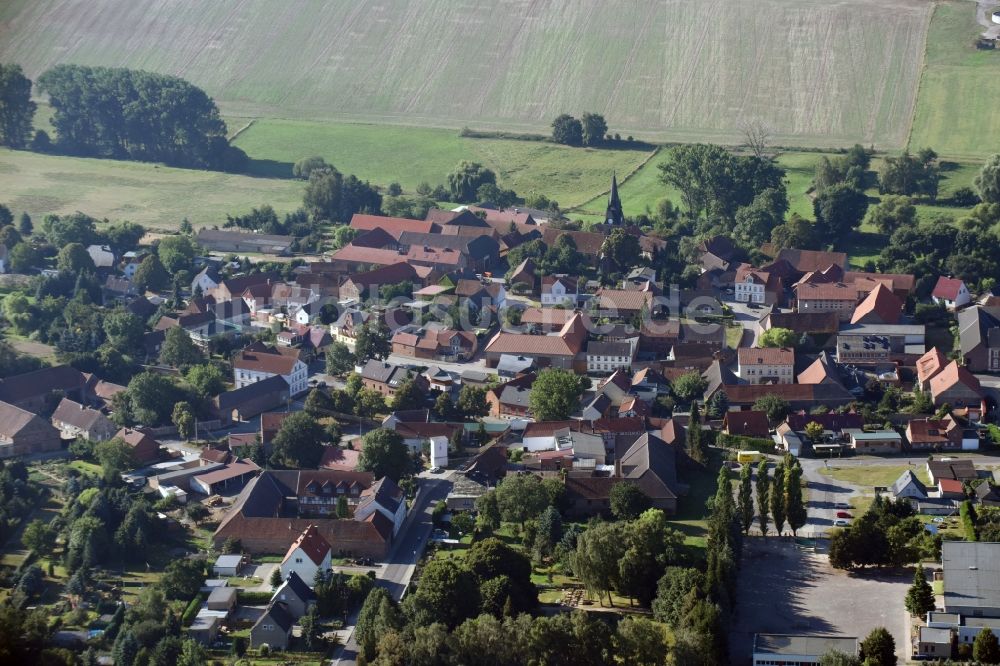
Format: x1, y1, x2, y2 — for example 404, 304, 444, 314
587, 340, 633, 357
357, 476, 404, 517
207, 586, 237, 605
397, 231, 499, 259
928, 459, 978, 481
958, 306, 1000, 356
890, 470, 927, 498
943, 541, 1000, 612
498, 385, 531, 408
838, 322, 926, 336
360, 360, 411, 388
255, 601, 294, 633
497, 354, 534, 374
214, 554, 243, 568
702, 359, 741, 399
919, 626, 952, 644
553, 428, 604, 460
216, 375, 289, 411
619, 433, 678, 500
273, 571, 316, 604
753, 634, 858, 657
51, 398, 110, 431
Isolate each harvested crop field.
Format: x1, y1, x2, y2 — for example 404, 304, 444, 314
0, 148, 305, 230
0, 0, 932, 147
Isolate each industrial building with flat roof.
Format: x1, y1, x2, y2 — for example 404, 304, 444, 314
752, 634, 858, 666
942, 541, 1000, 617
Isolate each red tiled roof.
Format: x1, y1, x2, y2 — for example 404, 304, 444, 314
349, 214, 436, 240
794, 281, 856, 301
916, 348, 948, 386
737, 347, 794, 366
932, 276, 966, 301
234, 344, 301, 375
485, 312, 588, 357
282, 524, 332, 566
939, 478, 963, 493
851, 283, 902, 325
723, 411, 770, 438
595, 288, 653, 312
929, 361, 982, 397
330, 244, 403, 266
775, 249, 847, 273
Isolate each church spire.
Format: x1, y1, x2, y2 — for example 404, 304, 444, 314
605, 172, 624, 226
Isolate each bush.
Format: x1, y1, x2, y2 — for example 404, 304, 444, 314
181, 593, 206, 627
258, 644, 270, 657
237, 591, 273, 605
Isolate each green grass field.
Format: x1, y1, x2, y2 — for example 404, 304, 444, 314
0, 148, 305, 231
232, 118, 653, 209
820, 464, 930, 490
0, 0, 931, 147
908, 1, 1000, 159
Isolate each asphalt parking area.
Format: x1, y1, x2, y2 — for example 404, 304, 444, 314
729, 538, 909, 665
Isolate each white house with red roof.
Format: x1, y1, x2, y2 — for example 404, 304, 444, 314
280, 524, 332, 585
932, 276, 971, 311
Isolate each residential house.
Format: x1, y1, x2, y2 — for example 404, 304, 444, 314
233, 342, 308, 396
213, 376, 290, 425
114, 428, 161, 464
191, 265, 221, 294
391, 327, 478, 361
541, 275, 579, 307
196, 229, 293, 255
330, 309, 369, 344
843, 429, 903, 454
927, 459, 978, 485
593, 288, 657, 320
541, 227, 605, 267
397, 232, 499, 272
933, 276, 972, 311
976, 483, 1000, 507
50, 398, 116, 442
213, 470, 400, 557
736, 347, 794, 385
631, 367, 670, 402
338, 262, 427, 301
250, 602, 294, 650
271, 572, 316, 619
0, 402, 62, 458
916, 627, 954, 661
487, 373, 535, 420
327, 244, 403, 273
722, 411, 770, 439
734, 264, 782, 305
891, 470, 929, 502
280, 525, 332, 584
353, 476, 407, 537
957, 306, 1000, 372
586, 340, 635, 374
928, 361, 983, 410
209, 272, 279, 304
360, 360, 424, 397
618, 395, 650, 419
906, 417, 968, 451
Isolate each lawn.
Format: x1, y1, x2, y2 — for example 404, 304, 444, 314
0, 148, 305, 231
232, 118, 653, 209
819, 464, 931, 490
908, 1, 1000, 159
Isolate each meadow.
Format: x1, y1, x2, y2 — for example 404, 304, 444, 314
0, 148, 305, 231
908, 1, 1000, 160
0, 0, 931, 147
232, 118, 655, 209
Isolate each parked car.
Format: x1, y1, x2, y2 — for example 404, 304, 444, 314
836, 511, 852, 519
833, 519, 850, 527
834, 502, 850, 509
429, 466, 442, 474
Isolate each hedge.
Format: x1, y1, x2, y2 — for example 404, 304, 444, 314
237, 590, 273, 605
181, 592, 206, 626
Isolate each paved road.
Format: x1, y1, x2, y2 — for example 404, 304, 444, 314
332, 473, 454, 666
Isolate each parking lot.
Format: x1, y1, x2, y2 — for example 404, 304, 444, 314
729, 538, 909, 665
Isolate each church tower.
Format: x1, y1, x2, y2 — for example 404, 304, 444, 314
605, 172, 624, 226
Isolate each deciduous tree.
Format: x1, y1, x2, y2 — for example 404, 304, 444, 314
270, 412, 326, 468
758, 327, 796, 348
528, 368, 586, 421
976, 154, 1000, 204
859, 627, 896, 666
551, 114, 583, 146
159, 327, 203, 368
358, 428, 410, 481
0, 64, 36, 148
610, 482, 650, 520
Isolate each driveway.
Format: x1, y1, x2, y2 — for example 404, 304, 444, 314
799, 458, 861, 538
730, 539, 910, 665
